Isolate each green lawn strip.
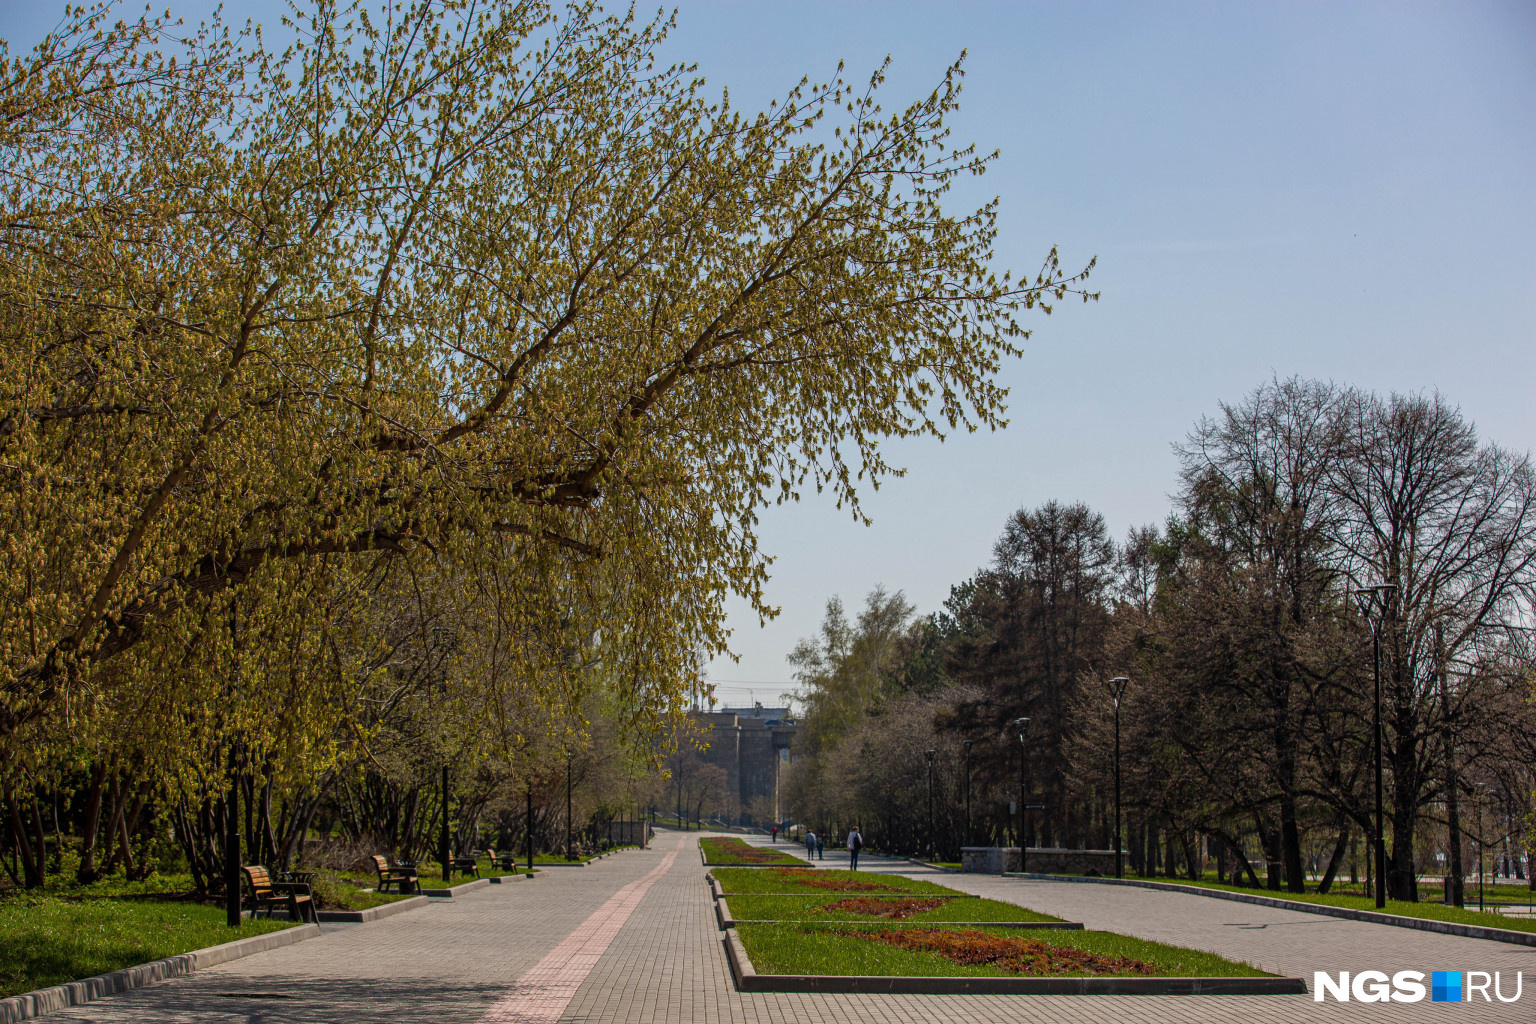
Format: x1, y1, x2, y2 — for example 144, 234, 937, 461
306, 871, 408, 910
735, 923, 1268, 978
0, 896, 294, 999
700, 838, 806, 866
712, 867, 959, 896
726, 894, 1059, 924
1113, 876, 1536, 934
415, 860, 530, 888
2, 873, 198, 901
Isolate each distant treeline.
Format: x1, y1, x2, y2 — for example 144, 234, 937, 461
784, 378, 1536, 903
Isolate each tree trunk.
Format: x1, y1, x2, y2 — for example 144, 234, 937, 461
1181, 831, 1201, 880
1279, 793, 1305, 893
1388, 781, 1419, 901
1317, 822, 1350, 894
6, 794, 43, 888
76, 761, 108, 883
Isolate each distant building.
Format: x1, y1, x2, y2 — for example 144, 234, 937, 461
687, 705, 798, 824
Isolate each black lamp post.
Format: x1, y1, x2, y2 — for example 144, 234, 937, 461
1106, 677, 1130, 879
1473, 781, 1487, 914
1353, 583, 1397, 909
225, 605, 242, 927
1011, 717, 1030, 872
962, 739, 973, 848
441, 764, 452, 883
924, 749, 937, 862
526, 779, 535, 874
566, 750, 574, 861
225, 743, 242, 927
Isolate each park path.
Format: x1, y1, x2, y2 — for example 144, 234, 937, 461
39, 831, 1536, 1023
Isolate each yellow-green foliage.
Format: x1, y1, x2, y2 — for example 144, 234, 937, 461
0, 0, 1091, 795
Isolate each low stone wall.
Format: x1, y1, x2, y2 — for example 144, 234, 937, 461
961, 846, 1119, 875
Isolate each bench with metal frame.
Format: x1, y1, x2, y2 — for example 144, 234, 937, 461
372, 854, 420, 894
242, 865, 316, 922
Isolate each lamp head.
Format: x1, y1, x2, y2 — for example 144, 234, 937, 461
1107, 676, 1130, 705
925, 748, 937, 763
963, 739, 973, 752
1010, 716, 1030, 742
1352, 587, 1375, 617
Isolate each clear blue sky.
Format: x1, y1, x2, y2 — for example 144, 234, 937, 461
6, 2, 1532, 708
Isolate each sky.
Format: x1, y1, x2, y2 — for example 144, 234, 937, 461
4, 1, 1531, 710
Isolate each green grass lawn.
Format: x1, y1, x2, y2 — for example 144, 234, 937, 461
1120, 876, 1536, 934
700, 837, 807, 866
712, 867, 959, 896
736, 923, 1269, 978
0, 896, 294, 999
0, 871, 198, 901
415, 858, 533, 888
726, 894, 1060, 924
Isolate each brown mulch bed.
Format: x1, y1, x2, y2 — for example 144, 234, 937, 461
769, 868, 905, 893
815, 896, 951, 919
831, 927, 1156, 976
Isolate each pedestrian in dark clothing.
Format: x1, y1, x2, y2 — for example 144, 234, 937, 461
816, 834, 825, 860
847, 826, 863, 871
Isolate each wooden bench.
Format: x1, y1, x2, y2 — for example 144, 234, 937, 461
242, 865, 316, 922
451, 853, 480, 878
487, 848, 520, 871
372, 854, 419, 894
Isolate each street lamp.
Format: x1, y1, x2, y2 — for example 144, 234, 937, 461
1106, 677, 1130, 879
441, 764, 452, 883
566, 750, 574, 861
526, 779, 535, 874
1473, 781, 1488, 914
962, 740, 973, 848
1353, 582, 1397, 909
925, 749, 937, 862
1011, 717, 1030, 873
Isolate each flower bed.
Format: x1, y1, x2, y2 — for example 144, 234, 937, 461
711, 867, 954, 895
725, 894, 1061, 924
700, 838, 807, 866
735, 923, 1272, 979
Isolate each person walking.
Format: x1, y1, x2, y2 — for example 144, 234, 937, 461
805, 829, 817, 863
847, 825, 864, 871
770, 824, 778, 844
816, 833, 825, 860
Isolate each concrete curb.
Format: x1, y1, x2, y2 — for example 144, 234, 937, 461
0, 923, 319, 1023
1009, 873, 1536, 949
316, 895, 429, 923
488, 873, 536, 883
722, 926, 1304, 995
908, 858, 960, 873
422, 877, 491, 898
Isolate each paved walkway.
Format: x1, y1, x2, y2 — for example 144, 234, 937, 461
40, 832, 1536, 1023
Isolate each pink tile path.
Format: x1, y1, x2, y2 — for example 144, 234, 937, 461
476, 838, 683, 1024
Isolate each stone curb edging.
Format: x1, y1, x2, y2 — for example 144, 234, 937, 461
907, 858, 960, 873
721, 926, 1304, 995
423, 877, 491, 898
0, 923, 320, 1024
488, 873, 536, 883
1009, 873, 1536, 948
316, 895, 430, 923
